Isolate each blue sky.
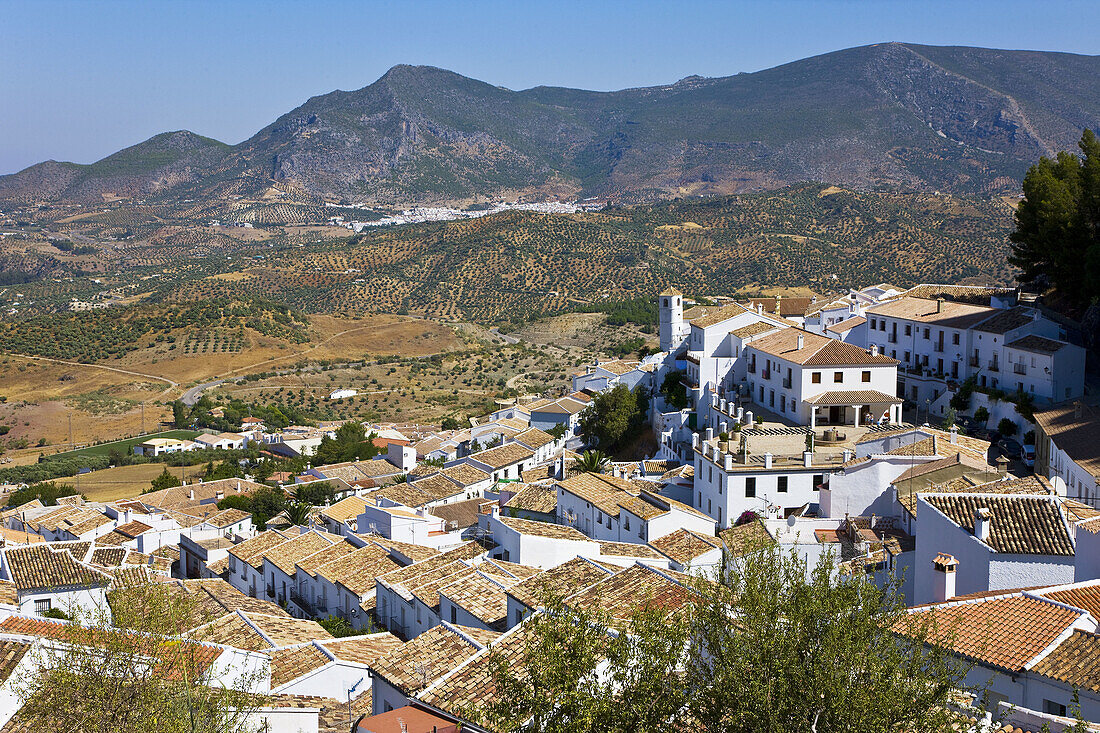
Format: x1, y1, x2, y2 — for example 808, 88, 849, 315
2, 0, 1098, 174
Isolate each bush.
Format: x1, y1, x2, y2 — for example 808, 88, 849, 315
6, 482, 80, 508
973, 406, 990, 424
997, 418, 1018, 437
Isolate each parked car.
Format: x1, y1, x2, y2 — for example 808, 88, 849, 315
1020, 444, 1036, 468
998, 438, 1022, 460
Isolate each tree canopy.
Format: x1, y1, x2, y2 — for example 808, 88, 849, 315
577, 384, 648, 454
476, 545, 976, 733
1009, 128, 1100, 309
312, 421, 380, 465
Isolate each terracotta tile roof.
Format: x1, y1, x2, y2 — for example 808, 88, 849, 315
513, 427, 555, 450
89, 547, 127, 568
1037, 584, 1100, 620
311, 459, 404, 481
440, 573, 514, 627
370, 624, 489, 695
908, 594, 1082, 671
245, 613, 333, 647
827, 315, 865, 333
112, 520, 153, 538
650, 529, 721, 566
730, 321, 781, 339
360, 535, 441, 564
1007, 334, 1067, 354
971, 307, 1038, 335
315, 545, 402, 597
900, 284, 1013, 305
377, 541, 491, 594
203, 508, 252, 528
139, 478, 263, 513
1030, 630, 1100, 693
507, 557, 616, 609
177, 578, 289, 619
496, 515, 589, 541
418, 624, 529, 719
294, 540, 357, 577
503, 484, 557, 514
3, 544, 110, 591
227, 529, 294, 569
1033, 402, 1100, 480
270, 643, 332, 688
718, 519, 776, 557
319, 632, 403, 665
598, 541, 665, 560
468, 443, 534, 470
689, 301, 760, 328
0, 581, 17, 607
922, 494, 1074, 555
405, 563, 480, 611
0, 640, 30, 685
430, 498, 490, 530
439, 464, 491, 487
262, 532, 338, 575
804, 389, 902, 406
185, 611, 270, 652
565, 564, 696, 625
867, 295, 995, 328
749, 328, 896, 366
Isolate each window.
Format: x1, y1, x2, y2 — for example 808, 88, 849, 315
777, 476, 788, 493
813, 474, 823, 491
812, 372, 821, 384
624, 517, 630, 530
450, 606, 457, 624
1043, 700, 1067, 717
862, 371, 871, 383
952, 332, 960, 345
34, 599, 51, 615
904, 324, 912, 336
923, 328, 930, 340
697, 492, 702, 507
869, 318, 876, 329
834, 371, 843, 383
718, 508, 723, 525
745, 477, 756, 498
708, 498, 712, 513
879, 320, 885, 331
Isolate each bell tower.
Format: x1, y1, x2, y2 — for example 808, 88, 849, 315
659, 288, 686, 352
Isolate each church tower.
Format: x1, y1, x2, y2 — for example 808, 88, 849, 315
659, 287, 686, 352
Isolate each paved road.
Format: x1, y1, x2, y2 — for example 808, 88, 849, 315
489, 328, 520, 345
181, 379, 226, 406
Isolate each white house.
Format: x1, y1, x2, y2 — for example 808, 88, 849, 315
133, 436, 195, 456
555, 472, 715, 543
329, 389, 358, 401
1034, 402, 1100, 508
0, 544, 112, 617
461, 443, 537, 482
912, 493, 1080, 604
194, 432, 247, 451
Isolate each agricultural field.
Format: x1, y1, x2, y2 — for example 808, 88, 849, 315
44, 463, 203, 503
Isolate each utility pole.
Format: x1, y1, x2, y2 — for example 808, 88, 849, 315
141, 402, 145, 435
68, 413, 73, 452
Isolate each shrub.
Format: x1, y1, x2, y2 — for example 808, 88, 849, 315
997, 418, 1018, 437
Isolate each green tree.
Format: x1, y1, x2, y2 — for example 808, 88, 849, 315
149, 468, 181, 492
283, 500, 313, 527
291, 481, 336, 506
973, 406, 990, 425
313, 421, 380, 464
476, 546, 973, 733
570, 450, 609, 474
998, 417, 1018, 437
577, 384, 646, 453
6, 482, 79, 508
170, 400, 189, 429
1009, 129, 1100, 308
441, 416, 462, 431
248, 486, 287, 529
659, 370, 689, 410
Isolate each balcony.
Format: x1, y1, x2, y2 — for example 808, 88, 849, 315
747, 364, 756, 374
265, 585, 275, 599
987, 361, 1000, 373
761, 370, 771, 380
1013, 363, 1027, 375
933, 344, 945, 353
968, 357, 980, 368
887, 335, 897, 344
782, 378, 792, 389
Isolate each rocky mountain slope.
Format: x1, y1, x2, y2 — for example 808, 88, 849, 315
4, 42, 1100, 205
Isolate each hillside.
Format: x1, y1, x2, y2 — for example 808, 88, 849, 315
3, 43, 1100, 205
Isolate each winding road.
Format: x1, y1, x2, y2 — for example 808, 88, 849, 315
12, 354, 178, 397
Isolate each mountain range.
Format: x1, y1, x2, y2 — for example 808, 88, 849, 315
3, 42, 1100, 206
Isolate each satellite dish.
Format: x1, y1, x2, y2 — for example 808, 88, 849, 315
1050, 475, 1067, 497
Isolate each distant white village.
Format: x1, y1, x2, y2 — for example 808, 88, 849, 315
0, 282, 1097, 731
324, 198, 605, 231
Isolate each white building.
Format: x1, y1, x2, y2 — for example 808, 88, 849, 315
1034, 402, 1100, 508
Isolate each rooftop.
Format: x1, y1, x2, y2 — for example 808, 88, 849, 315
748, 328, 896, 366
922, 493, 1074, 555
1033, 403, 1100, 480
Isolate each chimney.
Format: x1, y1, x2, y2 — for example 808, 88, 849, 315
764, 453, 773, 469
692, 433, 699, 449
757, 303, 763, 314
215, 490, 224, 501
797, 334, 805, 350
724, 452, 733, 471
870, 344, 879, 357
842, 448, 853, 462
188, 489, 195, 501
932, 553, 958, 602
995, 455, 1009, 476
803, 450, 813, 468
936, 298, 944, 313
974, 507, 992, 542
932, 434, 939, 456
949, 425, 958, 444
705, 427, 714, 442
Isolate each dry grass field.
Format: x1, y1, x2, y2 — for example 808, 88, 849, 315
45, 463, 201, 503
